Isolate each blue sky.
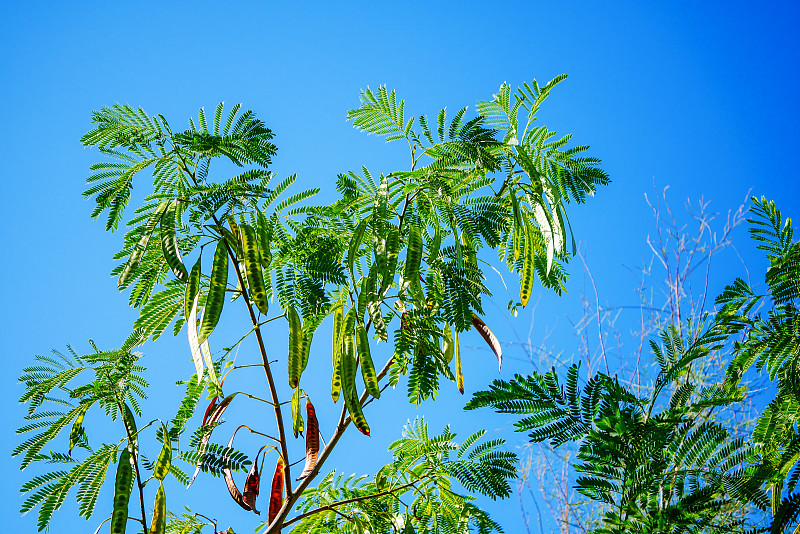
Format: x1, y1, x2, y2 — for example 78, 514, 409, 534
3, 2, 799, 532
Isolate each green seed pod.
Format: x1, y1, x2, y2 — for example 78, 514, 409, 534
403, 225, 422, 291
356, 323, 380, 399
240, 223, 269, 315
331, 307, 343, 403
149, 482, 166, 534
152, 424, 171, 481
160, 200, 189, 282
342, 309, 369, 435
198, 239, 228, 344
110, 447, 133, 534
184, 255, 202, 320
68, 403, 90, 456
520, 216, 535, 308
288, 306, 303, 389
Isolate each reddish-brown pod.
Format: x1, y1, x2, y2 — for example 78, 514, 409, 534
268, 457, 285, 527
242, 446, 265, 514
296, 400, 319, 480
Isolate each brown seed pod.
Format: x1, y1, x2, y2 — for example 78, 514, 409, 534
268, 457, 285, 526
242, 445, 267, 514
222, 425, 252, 512
296, 399, 319, 480
471, 313, 502, 372
187, 393, 236, 488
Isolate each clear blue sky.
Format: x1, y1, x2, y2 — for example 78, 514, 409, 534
3, 2, 799, 532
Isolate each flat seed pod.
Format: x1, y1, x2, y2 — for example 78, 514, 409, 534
331, 307, 343, 403
454, 328, 464, 395
348, 218, 369, 275
184, 256, 202, 320
256, 210, 272, 268
442, 324, 454, 364
471, 314, 502, 372
287, 306, 303, 389
403, 226, 422, 291
520, 216, 535, 308
198, 240, 228, 345
187, 394, 236, 488
300, 321, 313, 374
152, 423, 172, 481
268, 457, 285, 525
356, 323, 380, 399
122, 403, 138, 453
342, 309, 370, 436
119, 201, 168, 287
68, 403, 90, 456
225, 216, 243, 258
297, 399, 319, 480
242, 446, 265, 514
160, 200, 189, 282
380, 227, 400, 294
149, 482, 166, 534
187, 294, 204, 383
240, 223, 269, 315
291, 387, 304, 438
222, 426, 251, 511
510, 194, 522, 262
110, 447, 133, 534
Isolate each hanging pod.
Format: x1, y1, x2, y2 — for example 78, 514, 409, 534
240, 223, 270, 315
287, 306, 303, 389
222, 426, 252, 511
198, 239, 228, 345
297, 399, 319, 480
471, 313, 502, 372
243, 446, 267, 514
291, 387, 304, 438
68, 403, 90, 456
160, 200, 189, 282
402, 225, 422, 292
520, 216, 535, 308
187, 393, 236, 488
356, 322, 380, 399
149, 483, 166, 534
184, 256, 202, 322
331, 307, 343, 403
119, 201, 168, 287
342, 309, 370, 436
268, 457, 285, 525
110, 447, 133, 534
454, 328, 464, 395
152, 423, 172, 481
442, 324, 454, 364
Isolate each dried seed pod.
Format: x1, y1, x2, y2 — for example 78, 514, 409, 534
242, 446, 266, 514
268, 457, 285, 525
187, 393, 236, 488
297, 399, 319, 480
222, 426, 251, 511
471, 313, 502, 372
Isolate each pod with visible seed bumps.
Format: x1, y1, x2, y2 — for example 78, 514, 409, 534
297, 399, 319, 480
160, 200, 189, 282
240, 223, 269, 315
184, 256, 202, 320
403, 226, 422, 292
454, 328, 464, 395
520, 216, 535, 308
152, 423, 171, 481
198, 239, 228, 344
331, 307, 343, 403
291, 387, 304, 438
287, 306, 303, 389
110, 447, 133, 534
68, 403, 90, 456
268, 457, 284, 525
342, 309, 370, 435
149, 482, 166, 534
356, 323, 380, 399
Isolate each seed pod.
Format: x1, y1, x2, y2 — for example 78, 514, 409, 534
68, 403, 90, 456
225, 216, 243, 258
300, 321, 313, 374
110, 447, 133, 534
149, 482, 166, 534
243, 446, 266, 514
222, 426, 251, 511
119, 201, 168, 287
198, 239, 228, 345
160, 200, 189, 282
291, 387, 304, 439
187, 393, 236, 488
152, 423, 172, 481
122, 403, 138, 453
348, 217, 369, 275
471, 313, 502, 372
240, 223, 269, 315
454, 328, 464, 395
187, 294, 204, 383
287, 306, 303, 389
256, 210, 272, 269
297, 399, 319, 480
331, 307, 343, 403
510, 193, 523, 263
380, 227, 400, 294
268, 457, 285, 525
342, 309, 370, 436
520, 216, 535, 308
356, 323, 380, 399
184, 256, 202, 321
442, 324, 454, 364
403, 226, 422, 292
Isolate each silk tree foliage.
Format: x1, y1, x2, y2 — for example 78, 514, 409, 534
468, 197, 800, 534
15, 76, 608, 533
